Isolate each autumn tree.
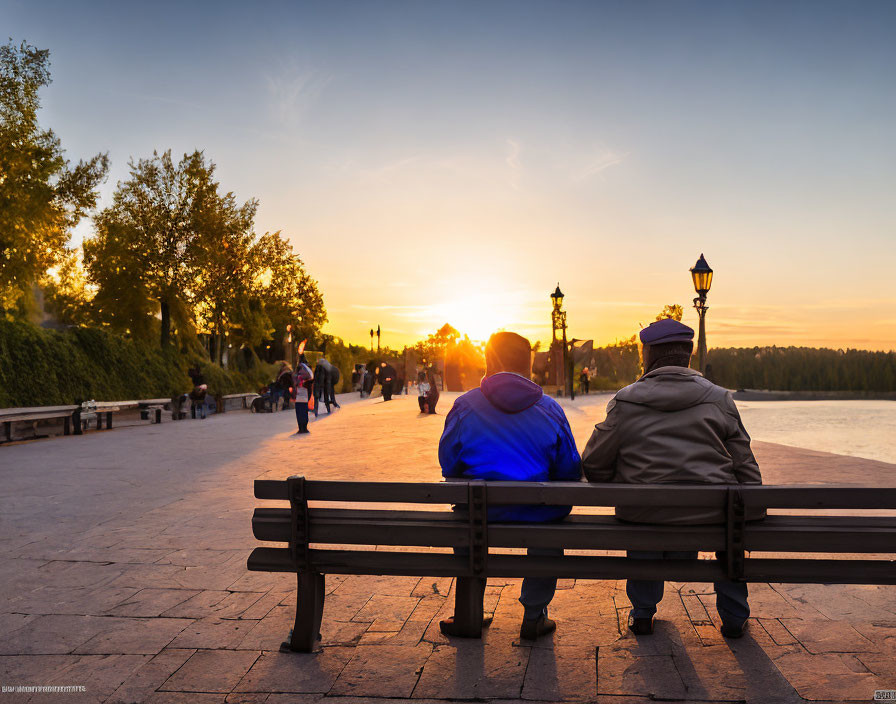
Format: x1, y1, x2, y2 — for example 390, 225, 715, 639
413, 323, 460, 365
656, 304, 684, 321
84, 150, 221, 347
191, 190, 258, 364
0, 40, 108, 314
249, 231, 326, 347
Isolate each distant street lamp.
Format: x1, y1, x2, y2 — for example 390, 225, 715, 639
550, 284, 572, 397
370, 328, 375, 353
690, 254, 713, 374
376, 325, 381, 353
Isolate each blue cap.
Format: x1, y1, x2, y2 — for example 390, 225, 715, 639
640, 318, 695, 345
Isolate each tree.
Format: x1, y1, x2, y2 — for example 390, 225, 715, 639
191, 189, 258, 364
249, 231, 326, 347
0, 40, 108, 314
39, 249, 94, 326
655, 304, 684, 322
84, 150, 221, 347
413, 323, 460, 366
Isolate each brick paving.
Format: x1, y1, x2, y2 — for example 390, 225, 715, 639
0, 392, 894, 703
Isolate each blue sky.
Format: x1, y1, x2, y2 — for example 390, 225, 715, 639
4, 0, 895, 349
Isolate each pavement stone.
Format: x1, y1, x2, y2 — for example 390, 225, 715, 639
234, 648, 354, 693
168, 616, 260, 650
413, 641, 529, 699
330, 644, 433, 697
107, 648, 197, 704
159, 649, 260, 693
521, 646, 596, 701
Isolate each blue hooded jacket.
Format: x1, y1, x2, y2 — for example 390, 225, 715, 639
439, 373, 582, 522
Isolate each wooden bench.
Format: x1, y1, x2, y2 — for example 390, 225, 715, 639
248, 478, 896, 652
0, 405, 78, 442
220, 392, 259, 413
137, 398, 171, 423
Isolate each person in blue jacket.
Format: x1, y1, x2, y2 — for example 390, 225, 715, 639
438, 331, 582, 640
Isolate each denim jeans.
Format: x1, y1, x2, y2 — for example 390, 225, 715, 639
518, 548, 563, 621
294, 402, 309, 431
626, 550, 750, 628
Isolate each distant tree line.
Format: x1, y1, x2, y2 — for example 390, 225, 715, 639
706, 347, 896, 392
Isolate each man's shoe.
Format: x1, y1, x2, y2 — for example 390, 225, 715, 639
721, 622, 747, 639
627, 615, 655, 635
520, 615, 556, 640
438, 615, 493, 637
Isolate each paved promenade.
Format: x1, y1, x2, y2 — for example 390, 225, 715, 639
1, 392, 894, 703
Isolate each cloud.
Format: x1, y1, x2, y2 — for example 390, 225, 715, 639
264, 63, 331, 125
574, 149, 629, 182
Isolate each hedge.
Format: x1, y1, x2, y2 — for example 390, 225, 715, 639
0, 319, 276, 407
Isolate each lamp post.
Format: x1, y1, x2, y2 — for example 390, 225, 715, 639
376, 325, 381, 353
550, 284, 570, 396
690, 253, 713, 375
370, 328, 375, 353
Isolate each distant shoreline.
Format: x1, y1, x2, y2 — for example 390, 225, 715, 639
732, 389, 896, 401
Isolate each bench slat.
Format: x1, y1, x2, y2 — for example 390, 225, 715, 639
253, 507, 896, 553
254, 479, 896, 509
248, 547, 895, 583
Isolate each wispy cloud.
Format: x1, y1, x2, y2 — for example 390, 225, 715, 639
574, 148, 629, 182
264, 63, 331, 125
505, 138, 522, 190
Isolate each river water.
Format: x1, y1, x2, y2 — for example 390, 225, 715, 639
734, 400, 896, 465
567, 395, 896, 465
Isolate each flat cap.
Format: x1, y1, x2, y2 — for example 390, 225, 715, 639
640, 318, 695, 345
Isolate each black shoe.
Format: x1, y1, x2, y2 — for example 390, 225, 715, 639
438, 615, 493, 637
520, 615, 556, 640
721, 622, 747, 639
628, 614, 655, 635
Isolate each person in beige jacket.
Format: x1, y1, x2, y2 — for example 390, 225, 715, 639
582, 318, 761, 639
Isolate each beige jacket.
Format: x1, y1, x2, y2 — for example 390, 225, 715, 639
582, 366, 763, 524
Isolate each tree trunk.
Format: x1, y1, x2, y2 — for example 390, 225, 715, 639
160, 299, 171, 348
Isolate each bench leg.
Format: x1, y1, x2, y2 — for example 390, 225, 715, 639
285, 571, 325, 652
97, 413, 104, 430
63, 417, 70, 436
106, 412, 113, 429
3, 421, 11, 443
155, 408, 162, 424
453, 577, 486, 637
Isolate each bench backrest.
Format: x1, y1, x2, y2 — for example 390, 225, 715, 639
249, 478, 896, 585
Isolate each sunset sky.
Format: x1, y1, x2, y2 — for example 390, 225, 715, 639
5, 0, 895, 350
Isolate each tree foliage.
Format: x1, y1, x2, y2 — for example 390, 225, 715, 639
0, 40, 108, 314
83, 150, 223, 347
249, 231, 326, 345
412, 323, 460, 365
82, 151, 325, 356
656, 304, 684, 321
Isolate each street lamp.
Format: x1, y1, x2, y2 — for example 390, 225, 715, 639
690, 253, 713, 374
550, 284, 571, 397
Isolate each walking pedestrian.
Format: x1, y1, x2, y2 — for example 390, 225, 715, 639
313, 357, 331, 416
378, 362, 397, 401
292, 355, 314, 434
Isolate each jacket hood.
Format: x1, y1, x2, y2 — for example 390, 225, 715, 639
616, 366, 721, 411
480, 372, 543, 413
